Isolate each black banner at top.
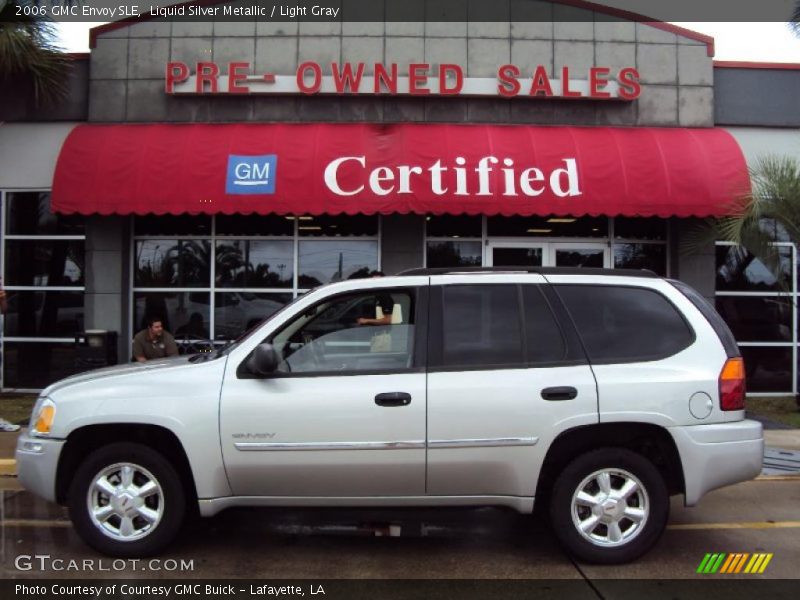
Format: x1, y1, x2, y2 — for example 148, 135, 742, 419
3, 0, 800, 23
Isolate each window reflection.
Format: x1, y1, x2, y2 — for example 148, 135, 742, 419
5, 240, 85, 286
426, 215, 482, 238
716, 297, 792, 342
133, 292, 210, 336
215, 241, 293, 288
215, 292, 292, 340
6, 192, 84, 235
3, 291, 85, 337
427, 241, 482, 268
135, 240, 211, 287
134, 215, 211, 236
2, 342, 79, 388
614, 243, 666, 275
488, 215, 607, 237
298, 241, 378, 288
740, 346, 792, 393
716, 245, 791, 292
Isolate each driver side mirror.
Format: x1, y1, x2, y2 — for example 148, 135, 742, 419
245, 343, 280, 376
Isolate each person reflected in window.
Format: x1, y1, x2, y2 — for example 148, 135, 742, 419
132, 316, 179, 362
356, 271, 394, 326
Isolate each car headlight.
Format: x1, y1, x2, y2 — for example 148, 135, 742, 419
30, 397, 56, 437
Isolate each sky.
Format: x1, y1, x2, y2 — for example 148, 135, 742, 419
56, 21, 800, 63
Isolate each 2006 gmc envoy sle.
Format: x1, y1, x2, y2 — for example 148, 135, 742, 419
17, 267, 763, 564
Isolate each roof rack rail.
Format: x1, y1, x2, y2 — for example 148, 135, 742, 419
397, 266, 659, 278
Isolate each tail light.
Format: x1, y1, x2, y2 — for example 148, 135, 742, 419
719, 357, 746, 411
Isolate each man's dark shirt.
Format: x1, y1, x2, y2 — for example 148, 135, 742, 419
132, 329, 179, 360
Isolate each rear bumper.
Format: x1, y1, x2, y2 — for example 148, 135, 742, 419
669, 420, 763, 506
15, 433, 65, 504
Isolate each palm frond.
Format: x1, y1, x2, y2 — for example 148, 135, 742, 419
682, 155, 800, 280
791, 0, 800, 36
0, 2, 71, 105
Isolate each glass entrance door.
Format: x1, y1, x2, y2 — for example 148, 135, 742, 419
549, 243, 610, 268
488, 242, 610, 268
488, 244, 545, 267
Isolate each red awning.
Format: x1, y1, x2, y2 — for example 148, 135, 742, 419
52, 123, 749, 217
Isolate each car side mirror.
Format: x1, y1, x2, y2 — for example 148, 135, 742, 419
245, 343, 280, 376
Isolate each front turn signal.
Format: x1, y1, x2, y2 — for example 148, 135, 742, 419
32, 399, 56, 435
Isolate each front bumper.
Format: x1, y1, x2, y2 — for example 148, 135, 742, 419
669, 419, 764, 506
15, 432, 66, 504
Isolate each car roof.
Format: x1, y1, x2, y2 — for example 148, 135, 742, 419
397, 267, 659, 278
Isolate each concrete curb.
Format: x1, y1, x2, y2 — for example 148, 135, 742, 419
0, 458, 15, 476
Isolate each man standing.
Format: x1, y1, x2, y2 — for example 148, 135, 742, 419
0, 280, 21, 431
132, 317, 179, 362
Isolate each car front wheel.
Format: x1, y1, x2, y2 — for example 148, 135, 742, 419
68, 442, 186, 557
549, 448, 669, 564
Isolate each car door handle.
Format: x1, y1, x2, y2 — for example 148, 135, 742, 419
375, 392, 412, 407
541, 386, 578, 401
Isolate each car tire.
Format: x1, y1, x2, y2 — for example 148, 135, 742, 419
68, 442, 186, 557
549, 447, 669, 564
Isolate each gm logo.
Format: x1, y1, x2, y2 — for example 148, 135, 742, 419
226, 154, 277, 195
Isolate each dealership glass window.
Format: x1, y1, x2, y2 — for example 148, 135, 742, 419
715, 241, 797, 395
2, 192, 86, 390
715, 296, 792, 343
426, 215, 482, 238
215, 240, 293, 288
425, 215, 483, 269
716, 245, 791, 292
216, 214, 294, 236
4, 239, 85, 286
135, 239, 211, 287
613, 243, 667, 276
426, 241, 482, 269
1, 341, 80, 389
133, 292, 211, 335
6, 191, 84, 235
298, 240, 379, 288
132, 214, 380, 345
296, 214, 378, 237
488, 215, 608, 238
740, 346, 793, 393
613, 217, 667, 241
3, 291, 85, 338
215, 292, 293, 339
133, 214, 211, 236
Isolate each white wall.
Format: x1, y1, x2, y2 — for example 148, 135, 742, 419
724, 127, 800, 165
0, 123, 78, 189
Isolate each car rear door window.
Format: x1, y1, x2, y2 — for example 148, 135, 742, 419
555, 285, 694, 363
441, 285, 524, 368
523, 285, 567, 364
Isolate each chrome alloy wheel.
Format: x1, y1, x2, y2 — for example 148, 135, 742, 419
570, 468, 649, 547
86, 462, 164, 541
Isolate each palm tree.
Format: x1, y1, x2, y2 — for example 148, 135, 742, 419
0, 0, 71, 105
705, 156, 800, 278
792, 0, 800, 36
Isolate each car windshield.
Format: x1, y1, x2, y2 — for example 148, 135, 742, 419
210, 285, 332, 359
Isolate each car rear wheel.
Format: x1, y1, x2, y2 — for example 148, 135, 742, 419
68, 442, 185, 557
549, 447, 669, 564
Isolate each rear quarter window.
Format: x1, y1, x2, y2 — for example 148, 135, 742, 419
555, 285, 695, 363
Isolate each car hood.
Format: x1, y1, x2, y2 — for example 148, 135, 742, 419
41, 356, 194, 396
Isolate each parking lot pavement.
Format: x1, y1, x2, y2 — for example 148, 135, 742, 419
1, 479, 798, 582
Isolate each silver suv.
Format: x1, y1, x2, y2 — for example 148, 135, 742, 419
16, 268, 764, 563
